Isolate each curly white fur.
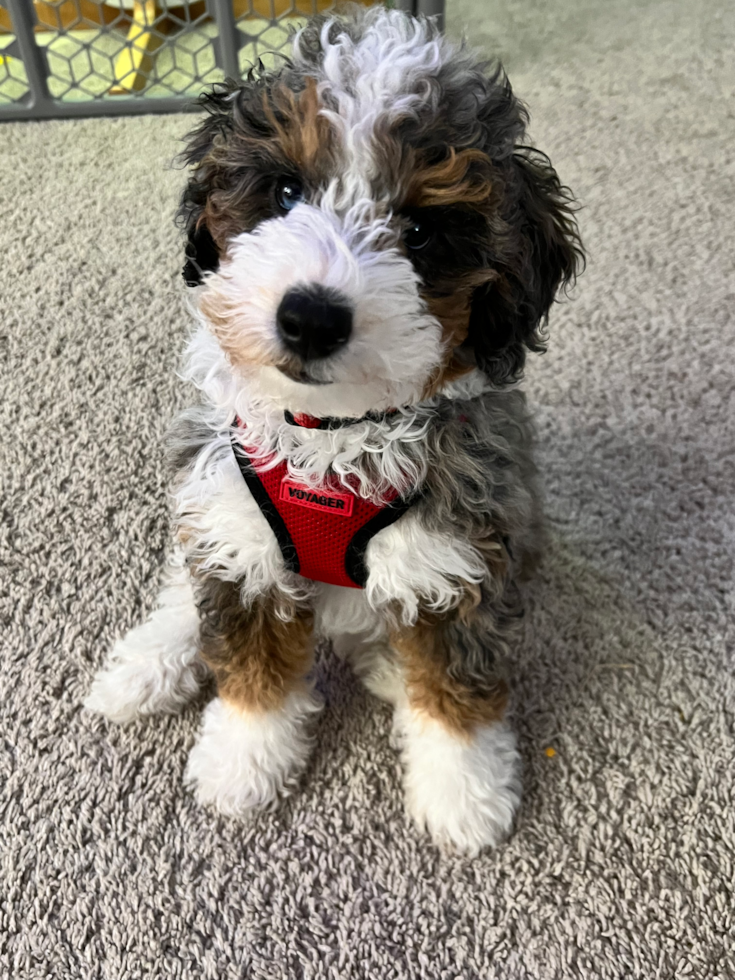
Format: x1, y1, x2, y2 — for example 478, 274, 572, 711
185, 690, 323, 816
181, 327, 488, 502
84, 550, 205, 724
364, 512, 488, 625
172, 423, 313, 609
294, 9, 453, 209
398, 709, 522, 854
194, 199, 445, 421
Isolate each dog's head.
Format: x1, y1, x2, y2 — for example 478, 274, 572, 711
179, 8, 582, 417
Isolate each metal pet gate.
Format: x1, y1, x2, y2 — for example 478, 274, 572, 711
0, 0, 444, 120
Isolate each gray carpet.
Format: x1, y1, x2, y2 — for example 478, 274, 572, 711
2, 0, 734, 977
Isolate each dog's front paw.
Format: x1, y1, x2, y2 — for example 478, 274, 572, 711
399, 712, 521, 855
184, 691, 323, 817
85, 619, 203, 725
85, 558, 203, 724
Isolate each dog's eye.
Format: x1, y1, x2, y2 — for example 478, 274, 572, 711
404, 218, 433, 251
276, 177, 304, 212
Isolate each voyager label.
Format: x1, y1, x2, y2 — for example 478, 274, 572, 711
279, 479, 355, 517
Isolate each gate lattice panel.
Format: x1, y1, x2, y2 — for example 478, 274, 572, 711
0, 0, 443, 120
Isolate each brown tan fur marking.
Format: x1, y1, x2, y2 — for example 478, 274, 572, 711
200, 76, 335, 251
195, 577, 314, 714
264, 77, 335, 176
391, 610, 509, 738
421, 267, 499, 396
384, 142, 500, 396
197, 77, 338, 373
197, 289, 278, 373
404, 147, 494, 209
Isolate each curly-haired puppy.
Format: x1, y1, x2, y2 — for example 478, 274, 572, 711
86, 7, 582, 854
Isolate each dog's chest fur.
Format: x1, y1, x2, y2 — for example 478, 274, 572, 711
169, 360, 538, 635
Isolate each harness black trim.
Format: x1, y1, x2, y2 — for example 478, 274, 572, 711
284, 409, 398, 430
231, 440, 300, 575
231, 422, 420, 588
344, 495, 417, 587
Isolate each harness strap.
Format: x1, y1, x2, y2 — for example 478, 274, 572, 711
231, 428, 414, 588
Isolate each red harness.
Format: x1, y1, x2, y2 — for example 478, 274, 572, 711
232, 415, 414, 588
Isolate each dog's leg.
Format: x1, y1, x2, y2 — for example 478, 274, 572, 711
347, 637, 411, 751
389, 608, 522, 855
350, 637, 404, 706
85, 548, 205, 723
184, 579, 321, 816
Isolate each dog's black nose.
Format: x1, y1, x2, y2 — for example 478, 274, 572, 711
276, 286, 353, 361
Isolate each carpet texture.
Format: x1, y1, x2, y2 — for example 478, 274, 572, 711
2, 0, 734, 977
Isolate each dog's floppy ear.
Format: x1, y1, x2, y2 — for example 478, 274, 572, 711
177, 82, 240, 287
466, 148, 583, 384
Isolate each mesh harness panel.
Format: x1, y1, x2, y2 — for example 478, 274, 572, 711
231, 423, 414, 588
